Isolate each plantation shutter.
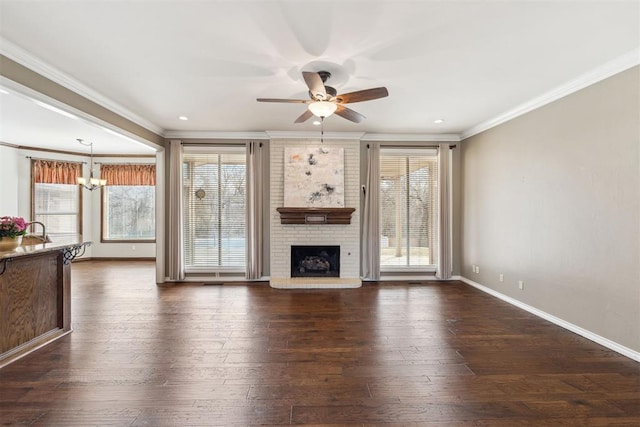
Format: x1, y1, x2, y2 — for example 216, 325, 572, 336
182, 146, 247, 272
379, 148, 438, 269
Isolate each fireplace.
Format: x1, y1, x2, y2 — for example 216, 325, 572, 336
291, 245, 340, 278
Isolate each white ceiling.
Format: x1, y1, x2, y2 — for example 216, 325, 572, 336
0, 1, 638, 154
0, 85, 158, 155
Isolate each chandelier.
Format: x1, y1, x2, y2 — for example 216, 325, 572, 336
77, 139, 106, 191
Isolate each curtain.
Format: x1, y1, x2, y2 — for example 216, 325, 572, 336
32, 160, 81, 184
435, 143, 453, 280
361, 143, 381, 280
245, 141, 263, 280
167, 140, 185, 281
101, 164, 156, 186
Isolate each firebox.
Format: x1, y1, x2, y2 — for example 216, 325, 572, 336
291, 245, 340, 278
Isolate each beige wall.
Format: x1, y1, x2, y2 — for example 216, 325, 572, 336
461, 66, 640, 352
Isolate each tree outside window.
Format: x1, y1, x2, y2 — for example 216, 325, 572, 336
102, 185, 155, 241
100, 164, 156, 242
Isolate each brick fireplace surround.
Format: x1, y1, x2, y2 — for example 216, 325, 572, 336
269, 138, 361, 289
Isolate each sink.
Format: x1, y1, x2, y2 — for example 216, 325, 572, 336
21, 234, 52, 245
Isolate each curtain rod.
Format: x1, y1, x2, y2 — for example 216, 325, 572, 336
182, 142, 247, 147
366, 144, 456, 149
94, 162, 155, 165
26, 156, 86, 164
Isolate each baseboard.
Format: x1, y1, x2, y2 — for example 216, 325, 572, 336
460, 276, 640, 362
361, 274, 458, 281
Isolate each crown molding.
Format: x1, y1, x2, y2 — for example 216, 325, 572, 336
361, 133, 460, 142
165, 130, 462, 142
0, 140, 20, 149
265, 131, 365, 140
0, 37, 164, 136
163, 131, 269, 140
461, 48, 640, 140
0, 76, 161, 153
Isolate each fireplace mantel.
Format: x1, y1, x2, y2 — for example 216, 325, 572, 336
276, 207, 355, 225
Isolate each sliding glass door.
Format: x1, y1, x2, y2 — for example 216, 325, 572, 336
379, 148, 438, 270
182, 147, 246, 272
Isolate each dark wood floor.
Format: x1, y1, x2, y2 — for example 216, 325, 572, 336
1, 261, 638, 426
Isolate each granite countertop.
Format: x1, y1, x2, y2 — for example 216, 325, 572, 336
0, 235, 91, 260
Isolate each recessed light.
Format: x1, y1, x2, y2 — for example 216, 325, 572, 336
434, 119, 444, 124
312, 120, 321, 126
179, 116, 189, 121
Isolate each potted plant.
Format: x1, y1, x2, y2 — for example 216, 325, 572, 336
0, 216, 28, 250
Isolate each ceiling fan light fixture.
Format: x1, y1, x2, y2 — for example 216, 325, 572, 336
308, 101, 337, 118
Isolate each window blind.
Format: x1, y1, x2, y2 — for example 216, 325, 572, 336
182, 147, 246, 271
379, 148, 438, 270
31, 159, 81, 236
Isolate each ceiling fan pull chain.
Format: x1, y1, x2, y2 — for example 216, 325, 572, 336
321, 117, 324, 143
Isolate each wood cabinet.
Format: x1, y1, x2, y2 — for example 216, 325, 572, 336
0, 239, 88, 367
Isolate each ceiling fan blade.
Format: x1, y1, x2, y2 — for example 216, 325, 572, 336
257, 98, 310, 103
335, 104, 365, 123
337, 87, 389, 104
302, 71, 326, 99
294, 109, 314, 123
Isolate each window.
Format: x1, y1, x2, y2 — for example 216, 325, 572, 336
183, 147, 246, 272
379, 148, 438, 270
100, 164, 156, 242
32, 160, 82, 237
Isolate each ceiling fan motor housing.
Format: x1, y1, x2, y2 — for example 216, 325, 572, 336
317, 71, 331, 82
309, 71, 337, 100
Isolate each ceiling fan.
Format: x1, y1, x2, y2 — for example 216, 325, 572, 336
257, 71, 389, 123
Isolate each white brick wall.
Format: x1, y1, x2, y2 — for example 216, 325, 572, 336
270, 139, 360, 279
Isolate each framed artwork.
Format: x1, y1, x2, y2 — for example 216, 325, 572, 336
284, 146, 345, 207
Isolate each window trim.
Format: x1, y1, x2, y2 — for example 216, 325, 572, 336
30, 159, 83, 236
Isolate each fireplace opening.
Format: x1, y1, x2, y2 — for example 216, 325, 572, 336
291, 245, 340, 278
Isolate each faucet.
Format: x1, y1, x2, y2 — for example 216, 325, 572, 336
28, 221, 47, 240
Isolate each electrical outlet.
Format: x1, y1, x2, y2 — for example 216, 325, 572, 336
518, 280, 524, 290
499, 274, 504, 282
131, 245, 136, 251
475, 266, 480, 274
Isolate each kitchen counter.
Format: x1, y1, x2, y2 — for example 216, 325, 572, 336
0, 235, 89, 261
0, 236, 90, 367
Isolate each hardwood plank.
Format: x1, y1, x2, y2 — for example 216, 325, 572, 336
291, 401, 536, 424
0, 260, 637, 426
